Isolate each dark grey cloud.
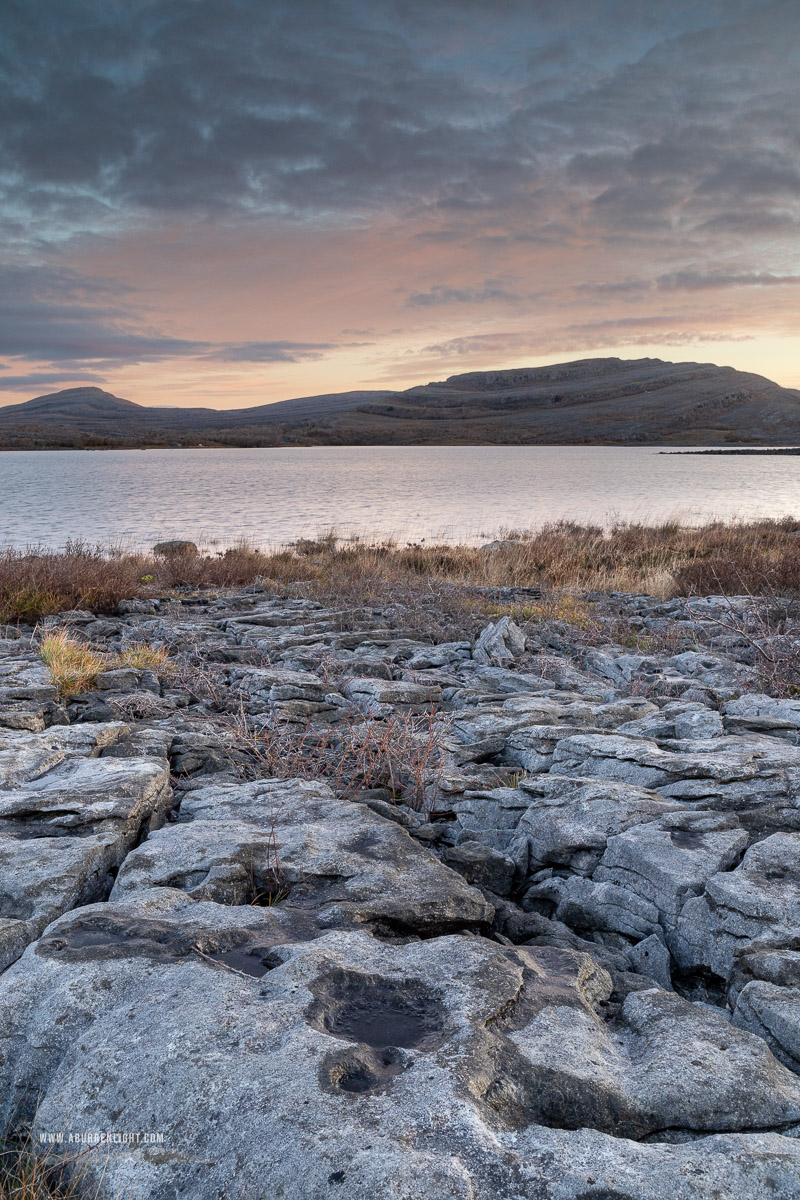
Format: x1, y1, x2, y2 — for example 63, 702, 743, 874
0, 265, 208, 365
0, 265, 337, 370
0, 0, 797, 381
0, 0, 793, 239
0, 371, 108, 390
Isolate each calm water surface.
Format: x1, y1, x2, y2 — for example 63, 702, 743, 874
1, 446, 798, 549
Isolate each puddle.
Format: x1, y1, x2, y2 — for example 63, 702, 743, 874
203, 945, 279, 978
322, 1045, 406, 1094
306, 967, 446, 1050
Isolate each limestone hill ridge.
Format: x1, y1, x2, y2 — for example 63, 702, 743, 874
1, 357, 798, 446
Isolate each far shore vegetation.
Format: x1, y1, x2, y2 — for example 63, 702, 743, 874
2, 518, 800, 628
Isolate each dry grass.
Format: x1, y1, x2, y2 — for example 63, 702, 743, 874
5, 519, 800, 627
115, 644, 170, 673
0, 542, 144, 624
39, 631, 107, 696
0, 1128, 88, 1200
39, 631, 170, 698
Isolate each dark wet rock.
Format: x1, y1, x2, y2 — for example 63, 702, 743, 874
94, 666, 141, 692
442, 840, 515, 895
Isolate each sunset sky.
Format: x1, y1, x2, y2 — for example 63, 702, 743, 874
1, 0, 798, 409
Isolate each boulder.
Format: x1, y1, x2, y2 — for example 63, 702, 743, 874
0, 736, 171, 970
673, 832, 800, 983
552, 732, 800, 837
472, 617, 526, 665
152, 540, 198, 556
111, 777, 494, 937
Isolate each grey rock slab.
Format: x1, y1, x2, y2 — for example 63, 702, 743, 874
111, 777, 494, 936
618, 700, 720, 740
626, 933, 673, 988
0, 755, 172, 970
506, 724, 611, 773
0, 653, 58, 704
0, 721, 129, 787
231, 664, 329, 702
93, 667, 141, 692
450, 786, 538, 852
442, 841, 515, 896
592, 810, 748, 933
552, 731, 800, 836
508, 775, 683, 878
406, 642, 471, 669
510, 985, 800, 1139
1, 925, 799, 1198
673, 708, 725, 739
673, 832, 800, 983
341, 677, 442, 707
733, 981, 800, 1073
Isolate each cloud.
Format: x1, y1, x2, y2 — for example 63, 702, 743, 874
0, 371, 108, 391
211, 341, 335, 363
419, 317, 755, 360
1, 0, 795, 245
0, 265, 339, 369
0, 0, 798, 397
405, 281, 522, 307
0, 265, 208, 365
657, 270, 800, 290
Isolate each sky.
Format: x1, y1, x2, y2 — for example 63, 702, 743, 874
0, 0, 798, 409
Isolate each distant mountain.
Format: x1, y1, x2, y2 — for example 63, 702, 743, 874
1, 359, 799, 447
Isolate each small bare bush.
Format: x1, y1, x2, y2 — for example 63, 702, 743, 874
239, 708, 450, 812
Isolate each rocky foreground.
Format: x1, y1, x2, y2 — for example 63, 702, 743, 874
2, 587, 800, 1198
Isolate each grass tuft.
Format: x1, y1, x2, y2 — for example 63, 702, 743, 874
115, 644, 170, 673
0, 1127, 86, 1200
39, 631, 107, 696
39, 632, 171, 697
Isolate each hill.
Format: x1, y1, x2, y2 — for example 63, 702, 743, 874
1, 358, 798, 447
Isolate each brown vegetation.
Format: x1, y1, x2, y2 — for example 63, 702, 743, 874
0, 1127, 89, 1200
3, 519, 800, 627
239, 708, 449, 812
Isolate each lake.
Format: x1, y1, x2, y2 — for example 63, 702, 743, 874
1, 445, 798, 550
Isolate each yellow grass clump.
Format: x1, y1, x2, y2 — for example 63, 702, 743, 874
115, 643, 170, 673
39, 632, 171, 697
39, 631, 107, 696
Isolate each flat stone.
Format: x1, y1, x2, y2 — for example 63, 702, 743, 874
0, 922, 798, 1198
111, 777, 494, 937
